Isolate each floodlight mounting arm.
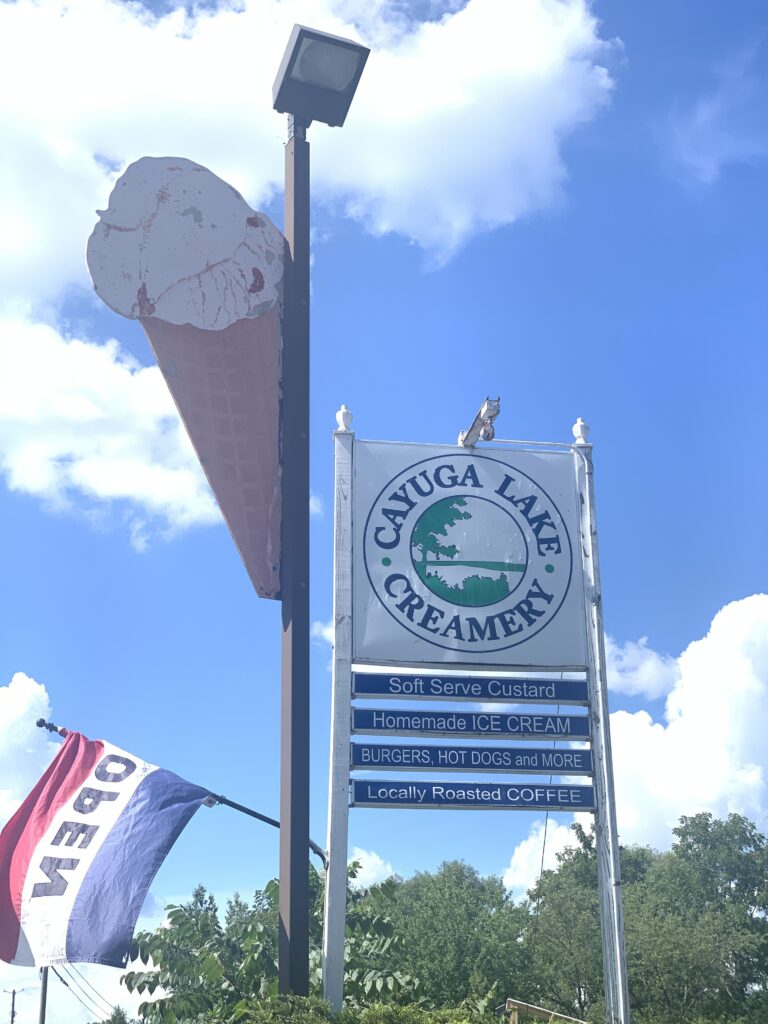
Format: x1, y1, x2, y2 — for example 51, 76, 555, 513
288, 115, 311, 139
458, 397, 501, 446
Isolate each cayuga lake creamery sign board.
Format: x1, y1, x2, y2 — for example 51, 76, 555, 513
321, 409, 629, 1024
354, 442, 586, 667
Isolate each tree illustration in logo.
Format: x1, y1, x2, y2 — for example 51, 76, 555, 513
410, 496, 525, 607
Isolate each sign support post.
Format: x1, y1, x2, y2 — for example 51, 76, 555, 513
573, 419, 629, 1024
322, 407, 355, 1010
279, 115, 311, 996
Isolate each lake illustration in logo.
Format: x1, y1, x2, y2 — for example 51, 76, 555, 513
410, 495, 528, 607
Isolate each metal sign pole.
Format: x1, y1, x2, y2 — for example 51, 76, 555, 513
322, 408, 355, 1010
38, 968, 48, 1024
279, 114, 311, 996
573, 419, 630, 1024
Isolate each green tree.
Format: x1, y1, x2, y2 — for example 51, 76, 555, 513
520, 822, 658, 1022
625, 813, 768, 1023
411, 498, 469, 567
89, 1007, 137, 1024
123, 882, 270, 1023
120, 814, 768, 1024
123, 869, 415, 1022
365, 860, 527, 1007
520, 825, 605, 1021
523, 815, 768, 1024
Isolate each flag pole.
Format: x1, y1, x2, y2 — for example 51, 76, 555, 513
211, 794, 327, 868
36, 718, 68, 736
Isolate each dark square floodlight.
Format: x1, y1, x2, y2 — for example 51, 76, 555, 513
273, 24, 369, 128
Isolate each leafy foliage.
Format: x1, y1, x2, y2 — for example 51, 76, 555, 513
89, 1009, 137, 1024
213, 998, 499, 1024
124, 884, 278, 1022
519, 815, 768, 1024
625, 813, 768, 1023
120, 813, 768, 1024
360, 861, 526, 1007
411, 497, 469, 565
123, 867, 416, 1023
343, 869, 419, 1005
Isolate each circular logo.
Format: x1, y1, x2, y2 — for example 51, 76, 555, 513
363, 454, 573, 654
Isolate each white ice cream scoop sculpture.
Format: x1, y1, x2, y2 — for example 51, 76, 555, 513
87, 156, 284, 329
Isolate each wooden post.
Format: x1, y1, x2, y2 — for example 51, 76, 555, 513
322, 407, 355, 1009
3, 988, 22, 1024
505, 996, 589, 1024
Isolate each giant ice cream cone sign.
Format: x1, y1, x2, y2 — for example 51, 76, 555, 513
87, 157, 284, 598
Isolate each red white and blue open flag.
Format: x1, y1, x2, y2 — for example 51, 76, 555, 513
0, 731, 209, 968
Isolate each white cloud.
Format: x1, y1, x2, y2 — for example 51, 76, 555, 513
0, 672, 60, 827
611, 594, 768, 848
319, 0, 614, 261
0, 0, 615, 310
0, 316, 220, 544
504, 595, 768, 873
310, 492, 324, 517
605, 634, 680, 699
349, 846, 394, 888
312, 618, 334, 671
669, 45, 768, 185
312, 618, 334, 645
502, 817, 575, 899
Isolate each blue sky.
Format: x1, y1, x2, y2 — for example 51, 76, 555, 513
1, 0, 767, 1019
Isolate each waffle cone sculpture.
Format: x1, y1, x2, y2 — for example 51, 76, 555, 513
87, 157, 285, 598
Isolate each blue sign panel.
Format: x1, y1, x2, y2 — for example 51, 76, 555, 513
353, 673, 588, 706
352, 708, 590, 741
350, 743, 592, 775
351, 780, 595, 811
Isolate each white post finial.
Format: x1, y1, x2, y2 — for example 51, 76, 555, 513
335, 404, 352, 432
572, 417, 590, 445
